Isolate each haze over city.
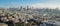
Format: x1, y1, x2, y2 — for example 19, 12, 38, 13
0, 0, 59, 9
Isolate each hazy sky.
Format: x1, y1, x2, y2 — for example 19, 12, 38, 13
0, 0, 59, 8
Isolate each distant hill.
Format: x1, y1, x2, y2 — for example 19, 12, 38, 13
33, 9, 60, 16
